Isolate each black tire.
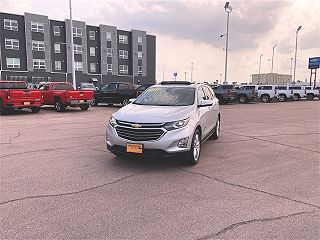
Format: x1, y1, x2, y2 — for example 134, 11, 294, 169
186, 129, 202, 165
92, 99, 99, 106
261, 94, 270, 103
292, 94, 300, 101
307, 94, 314, 101
278, 94, 287, 102
55, 99, 65, 112
122, 99, 129, 106
80, 104, 89, 111
0, 100, 7, 115
31, 106, 41, 113
211, 116, 220, 140
238, 95, 248, 103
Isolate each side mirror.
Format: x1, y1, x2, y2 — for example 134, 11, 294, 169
198, 99, 213, 107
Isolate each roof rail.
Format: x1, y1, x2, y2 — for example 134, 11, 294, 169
160, 81, 192, 85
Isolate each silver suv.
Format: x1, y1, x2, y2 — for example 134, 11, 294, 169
106, 82, 220, 165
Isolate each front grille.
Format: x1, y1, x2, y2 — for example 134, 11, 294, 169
115, 125, 164, 141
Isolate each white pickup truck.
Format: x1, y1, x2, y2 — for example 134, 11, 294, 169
303, 86, 320, 100
289, 86, 306, 101
276, 86, 293, 102
257, 85, 278, 103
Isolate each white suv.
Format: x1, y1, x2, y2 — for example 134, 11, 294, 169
106, 82, 221, 165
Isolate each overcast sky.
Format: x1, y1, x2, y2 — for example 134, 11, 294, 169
2, 0, 319, 83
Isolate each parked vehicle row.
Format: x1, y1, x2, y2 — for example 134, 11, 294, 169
209, 84, 319, 104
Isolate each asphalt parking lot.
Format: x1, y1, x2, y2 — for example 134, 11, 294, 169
0, 101, 319, 239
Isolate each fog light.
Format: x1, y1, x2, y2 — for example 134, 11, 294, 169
177, 137, 189, 148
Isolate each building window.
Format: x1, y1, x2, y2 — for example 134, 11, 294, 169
55, 61, 61, 71
107, 64, 112, 73
90, 63, 96, 72
138, 36, 142, 45
32, 40, 45, 51
6, 58, 20, 68
119, 50, 128, 59
33, 59, 46, 69
106, 32, 112, 41
138, 66, 142, 74
4, 19, 18, 31
107, 48, 112, 57
74, 44, 82, 54
53, 26, 60, 36
5, 38, 19, 50
54, 43, 61, 53
90, 47, 95, 56
75, 62, 83, 71
31, 22, 44, 33
73, 27, 82, 38
138, 51, 143, 59
119, 65, 128, 74
89, 31, 95, 40
119, 35, 128, 44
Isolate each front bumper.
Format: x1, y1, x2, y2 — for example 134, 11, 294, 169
106, 123, 194, 156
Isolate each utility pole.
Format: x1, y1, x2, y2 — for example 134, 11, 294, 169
293, 26, 302, 83
190, 62, 194, 82
224, 2, 232, 85
271, 44, 278, 84
69, 0, 76, 89
258, 54, 263, 84
184, 72, 187, 81
162, 68, 164, 81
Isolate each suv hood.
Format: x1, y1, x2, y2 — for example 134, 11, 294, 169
113, 104, 194, 123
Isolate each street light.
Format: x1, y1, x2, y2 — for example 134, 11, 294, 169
223, 2, 232, 85
270, 44, 278, 84
293, 26, 302, 83
258, 54, 263, 84
184, 72, 187, 81
290, 57, 294, 77
190, 62, 194, 82
69, 0, 76, 89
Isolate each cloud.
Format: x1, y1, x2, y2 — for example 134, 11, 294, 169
97, 0, 292, 51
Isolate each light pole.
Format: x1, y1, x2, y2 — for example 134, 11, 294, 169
190, 62, 194, 82
258, 54, 263, 84
289, 57, 294, 82
270, 44, 278, 84
184, 72, 187, 81
219, 73, 222, 84
224, 2, 232, 85
293, 26, 302, 83
69, 0, 76, 89
162, 68, 165, 81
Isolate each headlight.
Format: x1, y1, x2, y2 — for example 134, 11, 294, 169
164, 118, 189, 131
109, 116, 117, 127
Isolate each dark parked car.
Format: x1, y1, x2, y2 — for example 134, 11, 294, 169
235, 85, 258, 103
78, 83, 97, 91
134, 83, 154, 97
210, 84, 237, 104
93, 82, 136, 106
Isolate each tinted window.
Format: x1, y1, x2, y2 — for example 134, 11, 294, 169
241, 86, 255, 90
134, 87, 195, 106
277, 86, 287, 90
107, 84, 117, 90
0, 82, 27, 89
304, 87, 311, 90
258, 86, 272, 90
52, 83, 74, 90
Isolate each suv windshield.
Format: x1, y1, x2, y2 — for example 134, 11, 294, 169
134, 87, 195, 106
0, 82, 27, 89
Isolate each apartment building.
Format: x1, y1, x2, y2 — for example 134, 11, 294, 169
0, 12, 156, 86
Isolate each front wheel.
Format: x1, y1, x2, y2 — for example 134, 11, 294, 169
261, 94, 270, 103
292, 94, 300, 101
238, 95, 248, 103
306, 94, 314, 101
80, 104, 89, 111
31, 106, 41, 113
278, 94, 287, 102
186, 129, 201, 165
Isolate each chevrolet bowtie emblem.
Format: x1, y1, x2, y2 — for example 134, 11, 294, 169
132, 123, 142, 128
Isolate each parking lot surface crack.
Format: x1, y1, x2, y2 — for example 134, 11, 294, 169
0, 129, 24, 144
0, 170, 148, 206
221, 131, 320, 154
177, 167, 320, 209
196, 210, 319, 240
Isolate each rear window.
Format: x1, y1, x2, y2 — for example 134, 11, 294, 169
304, 87, 311, 90
258, 86, 272, 90
52, 83, 74, 90
241, 86, 256, 90
0, 82, 27, 89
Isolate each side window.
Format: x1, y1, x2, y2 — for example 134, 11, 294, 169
197, 87, 206, 103
304, 87, 311, 90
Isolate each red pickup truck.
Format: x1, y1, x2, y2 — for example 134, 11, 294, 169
0, 81, 42, 115
40, 82, 94, 112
